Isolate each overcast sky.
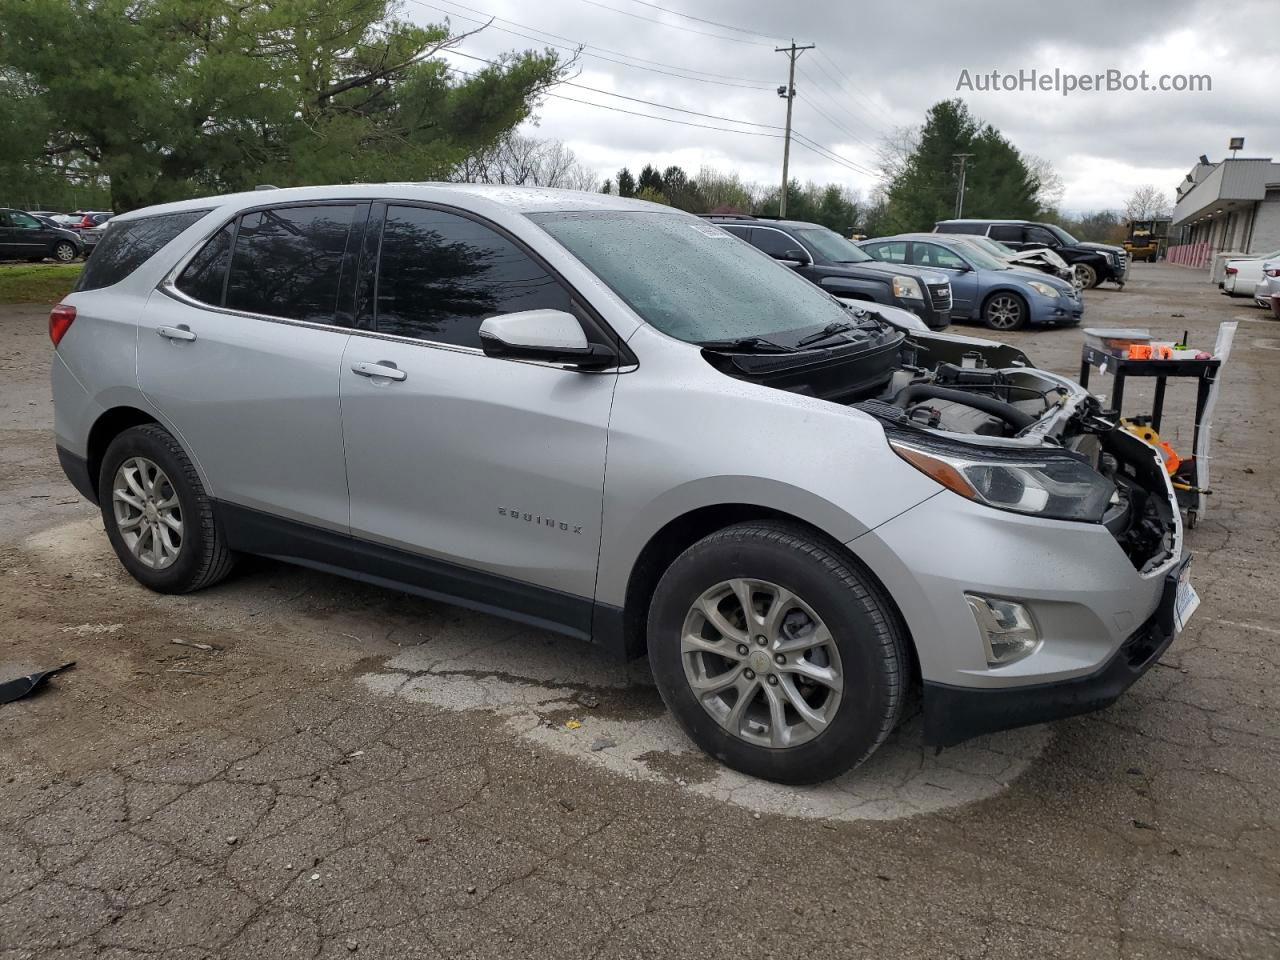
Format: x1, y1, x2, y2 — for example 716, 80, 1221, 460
410, 0, 1278, 213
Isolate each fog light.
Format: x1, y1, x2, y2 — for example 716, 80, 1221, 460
965, 594, 1040, 666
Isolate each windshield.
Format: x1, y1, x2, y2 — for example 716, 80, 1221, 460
944, 240, 1008, 271
791, 226, 872, 263
967, 235, 1016, 258
531, 211, 852, 344
1048, 224, 1079, 245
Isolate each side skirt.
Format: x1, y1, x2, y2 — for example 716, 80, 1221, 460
215, 501, 626, 651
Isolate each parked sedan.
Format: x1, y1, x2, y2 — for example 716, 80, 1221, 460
859, 234, 1083, 331
1254, 260, 1280, 317
80, 218, 114, 249
1222, 248, 1280, 298
0, 207, 85, 262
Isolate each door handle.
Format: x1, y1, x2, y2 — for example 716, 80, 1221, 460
350, 360, 407, 382
156, 324, 196, 342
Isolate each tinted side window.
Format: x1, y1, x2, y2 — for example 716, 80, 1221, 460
375, 206, 572, 348
76, 210, 209, 292
1025, 226, 1060, 246
988, 224, 1023, 243
175, 223, 234, 306
749, 228, 800, 258
225, 205, 355, 323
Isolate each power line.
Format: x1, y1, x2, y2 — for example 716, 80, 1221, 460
574, 0, 771, 45
812, 49, 900, 130
446, 61, 784, 139
408, 0, 774, 89
791, 131, 883, 180
795, 65, 885, 143
448, 49, 782, 129
617, 0, 787, 43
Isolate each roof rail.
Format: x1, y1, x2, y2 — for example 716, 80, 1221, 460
698, 212, 757, 221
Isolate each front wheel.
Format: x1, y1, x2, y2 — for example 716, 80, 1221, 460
982, 292, 1028, 331
52, 241, 78, 263
647, 523, 909, 784
99, 424, 236, 593
1073, 263, 1098, 290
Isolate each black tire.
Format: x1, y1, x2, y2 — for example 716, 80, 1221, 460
981, 291, 1028, 331
647, 522, 909, 784
98, 424, 236, 593
52, 241, 78, 263
1073, 263, 1099, 290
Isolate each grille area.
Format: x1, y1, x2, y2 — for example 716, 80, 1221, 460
927, 283, 952, 310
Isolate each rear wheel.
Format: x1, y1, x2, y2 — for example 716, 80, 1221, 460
982, 292, 1028, 331
99, 424, 235, 593
1073, 263, 1099, 289
647, 522, 909, 784
52, 241, 77, 263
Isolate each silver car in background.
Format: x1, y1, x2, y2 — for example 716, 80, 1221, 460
49, 185, 1193, 783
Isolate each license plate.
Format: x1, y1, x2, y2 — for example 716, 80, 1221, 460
1174, 561, 1200, 631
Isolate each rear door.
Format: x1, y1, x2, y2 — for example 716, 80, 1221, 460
338, 203, 617, 620
138, 203, 362, 531
987, 224, 1027, 250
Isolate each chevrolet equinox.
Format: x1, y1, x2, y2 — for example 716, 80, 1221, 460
51, 185, 1196, 784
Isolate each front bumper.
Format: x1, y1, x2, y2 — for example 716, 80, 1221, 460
900, 298, 950, 330
921, 561, 1180, 746
1029, 292, 1084, 326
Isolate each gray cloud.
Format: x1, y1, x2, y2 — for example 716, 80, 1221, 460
409, 0, 1279, 211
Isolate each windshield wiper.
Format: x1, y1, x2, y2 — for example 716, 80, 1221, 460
697, 335, 799, 353
794, 321, 858, 347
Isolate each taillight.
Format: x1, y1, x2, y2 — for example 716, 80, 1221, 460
1225, 266, 1237, 275
49, 304, 76, 346
1266, 267, 1280, 278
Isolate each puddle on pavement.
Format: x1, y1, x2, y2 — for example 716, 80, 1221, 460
25, 517, 1051, 821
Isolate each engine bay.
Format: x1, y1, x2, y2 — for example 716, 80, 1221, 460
702, 315, 1179, 574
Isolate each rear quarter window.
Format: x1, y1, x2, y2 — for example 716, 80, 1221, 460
76, 210, 210, 292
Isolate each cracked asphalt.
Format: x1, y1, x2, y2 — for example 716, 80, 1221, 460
2, 263, 1278, 958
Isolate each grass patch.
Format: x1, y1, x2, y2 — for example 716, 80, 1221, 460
0, 263, 84, 304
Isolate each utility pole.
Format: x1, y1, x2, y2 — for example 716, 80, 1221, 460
953, 153, 974, 218
775, 40, 814, 218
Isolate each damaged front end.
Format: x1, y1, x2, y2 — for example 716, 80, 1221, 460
706, 317, 1181, 577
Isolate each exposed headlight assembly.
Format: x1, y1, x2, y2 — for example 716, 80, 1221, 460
890, 438, 1116, 522
891, 275, 923, 300
1027, 280, 1059, 299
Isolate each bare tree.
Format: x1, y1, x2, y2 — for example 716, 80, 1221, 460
874, 125, 920, 182
454, 134, 597, 191
1123, 184, 1172, 222
1024, 154, 1065, 212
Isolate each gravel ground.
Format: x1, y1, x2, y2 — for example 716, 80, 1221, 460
1, 263, 1277, 959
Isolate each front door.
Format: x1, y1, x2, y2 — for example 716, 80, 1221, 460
137, 203, 362, 531
339, 204, 616, 615
0, 211, 45, 256
911, 241, 980, 317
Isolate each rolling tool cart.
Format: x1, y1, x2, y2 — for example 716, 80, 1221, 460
1078, 323, 1237, 528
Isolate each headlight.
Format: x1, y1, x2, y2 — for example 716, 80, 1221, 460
889, 438, 1116, 522
1027, 281, 1059, 299
892, 275, 923, 300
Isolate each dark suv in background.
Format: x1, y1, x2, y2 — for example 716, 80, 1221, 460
705, 214, 951, 329
0, 208, 85, 262
934, 218, 1128, 290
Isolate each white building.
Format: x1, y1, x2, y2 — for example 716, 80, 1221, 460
1168, 156, 1280, 275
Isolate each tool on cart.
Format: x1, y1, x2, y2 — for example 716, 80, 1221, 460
1079, 322, 1236, 528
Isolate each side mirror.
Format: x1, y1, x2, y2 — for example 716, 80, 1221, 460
772, 248, 811, 266
478, 310, 617, 370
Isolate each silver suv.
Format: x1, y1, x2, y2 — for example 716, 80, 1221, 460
50, 185, 1195, 784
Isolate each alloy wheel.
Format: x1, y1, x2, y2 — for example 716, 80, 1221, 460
680, 578, 843, 749
54, 242, 77, 263
1072, 264, 1095, 290
985, 295, 1023, 330
112, 457, 183, 569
